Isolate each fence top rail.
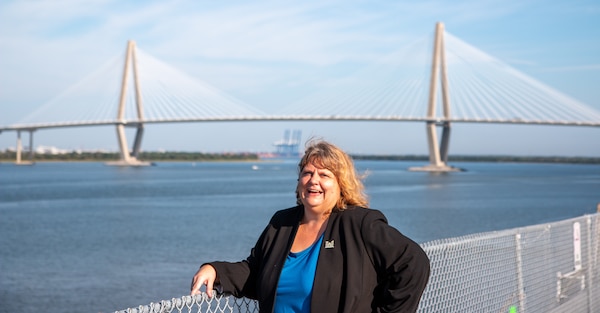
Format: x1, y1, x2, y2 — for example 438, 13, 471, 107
420, 212, 599, 250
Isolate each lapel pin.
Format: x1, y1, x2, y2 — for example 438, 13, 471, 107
325, 240, 335, 249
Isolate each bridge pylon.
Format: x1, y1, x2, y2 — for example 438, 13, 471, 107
106, 40, 151, 167
409, 22, 462, 172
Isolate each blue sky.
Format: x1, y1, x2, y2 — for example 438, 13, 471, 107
1, 0, 599, 156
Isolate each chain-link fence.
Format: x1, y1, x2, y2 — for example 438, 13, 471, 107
115, 213, 599, 313
114, 294, 259, 313
418, 213, 599, 313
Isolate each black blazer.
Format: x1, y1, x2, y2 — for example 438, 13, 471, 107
210, 205, 430, 313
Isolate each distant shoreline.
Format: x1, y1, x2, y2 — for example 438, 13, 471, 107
351, 154, 600, 164
1, 151, 599, 164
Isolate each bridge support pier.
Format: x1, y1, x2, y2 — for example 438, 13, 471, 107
113, 124, 133, 164
107, 125, 149, 166
410, 121, 460, 172
439, 122, 451, 164
131, 125, 144, 159
409, 22, 462, 172
15, 130, 34, 165
106, 40, 151, 167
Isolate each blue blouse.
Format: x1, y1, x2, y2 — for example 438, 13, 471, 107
274, 233, 324, 313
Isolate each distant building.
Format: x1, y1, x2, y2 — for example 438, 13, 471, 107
270, 129, 302, 158
35, 145, 69, 155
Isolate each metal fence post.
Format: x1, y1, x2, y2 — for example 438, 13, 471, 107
515, 233, 526, 313
585, 216, 594, 313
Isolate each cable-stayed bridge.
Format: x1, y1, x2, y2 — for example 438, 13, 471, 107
2, 23, 599, 170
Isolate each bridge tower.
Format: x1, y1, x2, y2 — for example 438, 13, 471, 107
409, 22, 462, 172
107, 40, 151, 166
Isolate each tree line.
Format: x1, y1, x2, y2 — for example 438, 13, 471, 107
0, 151, 259, 162
1, 150, 598, 164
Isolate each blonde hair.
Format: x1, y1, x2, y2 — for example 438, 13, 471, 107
296, 139, 368, 209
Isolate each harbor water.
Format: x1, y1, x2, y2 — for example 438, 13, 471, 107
0, 160, 599, 313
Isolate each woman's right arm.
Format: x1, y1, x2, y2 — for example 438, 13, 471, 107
189, 208, 294, 299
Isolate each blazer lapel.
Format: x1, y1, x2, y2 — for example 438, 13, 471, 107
311, 211, 344, 312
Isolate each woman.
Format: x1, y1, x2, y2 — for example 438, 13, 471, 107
191, 139, 430, 312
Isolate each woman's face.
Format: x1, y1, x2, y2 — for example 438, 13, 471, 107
297, 162, 341, 214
